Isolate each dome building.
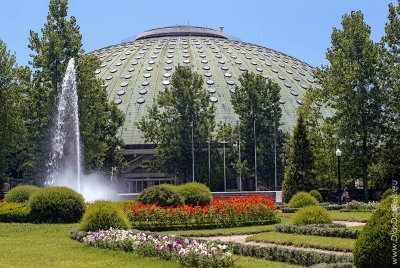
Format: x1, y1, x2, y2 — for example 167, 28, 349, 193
89, 25, 329, 193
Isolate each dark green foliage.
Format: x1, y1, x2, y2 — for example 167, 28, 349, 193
137, 185, 182, 207
231, 72, 285, 190
29, 187, 85, 223
381, 188, 394, 200
275, 224, 360, 239
282, 114, 315, 202
176, 182, 212, 206
287, 192, 319, 208
78, 201, 131, 231
292, 206, 333, 226
4, 185, 39, 203
138, 65, 216, 185
310, 263, 355, 268
309, 190, 323, 202
353, 196, 400, 267
314, 11, 383, 199
0, 202, 31, 222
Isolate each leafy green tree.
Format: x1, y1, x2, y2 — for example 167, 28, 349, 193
282, 113, 316, 203
138, 65, 216, 184
26, 0, 125, 184
314, 11, 384, 199
231, 71, 285, 190
0, 40, 28, 190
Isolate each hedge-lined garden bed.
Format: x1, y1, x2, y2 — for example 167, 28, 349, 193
274, 224, 361, 239
123, 194, 280, 231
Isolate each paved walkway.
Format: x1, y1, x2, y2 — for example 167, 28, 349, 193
333, 221, 366, 227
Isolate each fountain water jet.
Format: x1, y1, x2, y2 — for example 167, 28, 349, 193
46, 58, 81, 192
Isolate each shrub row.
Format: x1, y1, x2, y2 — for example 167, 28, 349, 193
0, 186, 85, 224
343, 201, 378, 211
274, 224, 361, 239
70, 229, 353, 266
310, 263, 355, 268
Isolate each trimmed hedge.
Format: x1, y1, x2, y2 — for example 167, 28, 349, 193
137, 185, 182, 207
274, 224, 360, 239
79, 201, 131, 231
70, 229, 353, 266
4, 185, 39, 203
29, 187, 85, 223
310, 263, 355, 268
309, 190, 323, 203
353, 195, 400, 267
176, 182, 212, 206
0, 202, 31, 222
292, 206, 333, 226
287, 192, 319, 208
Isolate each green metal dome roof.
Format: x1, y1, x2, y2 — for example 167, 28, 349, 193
89, 26, 329, 145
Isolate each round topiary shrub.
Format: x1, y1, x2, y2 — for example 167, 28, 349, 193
287, 192, 319, 208
176, 182, 212, 206
309, 190, 323, 203
79, 201, 131, 231
381, 188, 393, 200
292, 205, 333, 226
29, 187, 85, 223
353, 195, 400, 267
137, 185, 182, 207
4, 184, 39, 203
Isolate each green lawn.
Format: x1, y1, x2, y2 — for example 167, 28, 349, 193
0, 222, 302, 267
279, 211, 372, 223
246, 231, 355, 252
162, 217, 291, 237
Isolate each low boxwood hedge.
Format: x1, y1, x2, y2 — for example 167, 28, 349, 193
281, 204, 346, 213
274, 224, 360, 239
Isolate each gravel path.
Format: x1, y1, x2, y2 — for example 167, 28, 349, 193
333, 221, 366, 227
193, 235, 352, 256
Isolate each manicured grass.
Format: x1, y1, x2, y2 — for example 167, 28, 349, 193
235, 256, 304, 267
162, 217, 290, 237
0, 222, 304, 267
279, 211, 372, 223
0, 223, 181, 268
246, 231, 355, 252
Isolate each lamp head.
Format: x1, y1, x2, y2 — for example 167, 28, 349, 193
336, 149, 342, 157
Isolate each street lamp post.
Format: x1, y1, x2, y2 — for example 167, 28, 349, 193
336, 149, 342, 205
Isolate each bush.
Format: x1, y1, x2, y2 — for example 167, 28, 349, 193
292, 206, 333, 226
275, 224, 360, 239
0, 202, 31, 222
381, 188, 393, 200
288, 192, 319, 208
29, 187, 85, 223
4, 185, 39, 203
353, 195, 400, 268
137, 185, 182, 207
176, 182, 212, 206
79, 201, 131, 231
343, 201, 378, 211
309, 190, 323, 203
281, 204, 345, 213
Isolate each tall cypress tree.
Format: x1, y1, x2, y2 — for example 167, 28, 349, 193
282, 113, 315, 202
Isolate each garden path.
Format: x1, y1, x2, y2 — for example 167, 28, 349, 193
193, 233, 354, 256
333, 221, 366, 227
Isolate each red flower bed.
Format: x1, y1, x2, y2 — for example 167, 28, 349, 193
0, 200, 5, 204
123, 194, 280, 231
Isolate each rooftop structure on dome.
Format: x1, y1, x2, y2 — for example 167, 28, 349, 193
88, 25, 332, 193
136, 25, 228, 40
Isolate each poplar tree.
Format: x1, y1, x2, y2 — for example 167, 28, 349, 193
231, 71, 285, 190
138, 65, 216, 184
314, 11, 384, 199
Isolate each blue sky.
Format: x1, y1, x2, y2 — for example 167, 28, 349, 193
0, 0, 392, 67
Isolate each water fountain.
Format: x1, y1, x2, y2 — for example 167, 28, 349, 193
45, 58, 116, 202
